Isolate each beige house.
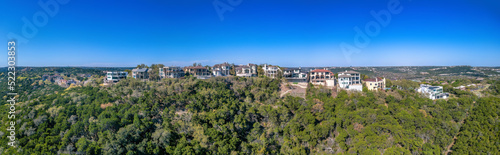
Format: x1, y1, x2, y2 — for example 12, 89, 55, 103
364, 77, 385, 91
235, 63, 257, 77
309, 69, 335, 87
184, 66, 212, 79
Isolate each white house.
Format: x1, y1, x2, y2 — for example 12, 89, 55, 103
338, 70, 362, 91
212, 62, 232, 77
262, 64, 281, 78
417, 84, 449, 99
106, 71, 128, 83
235, 63, 258, 77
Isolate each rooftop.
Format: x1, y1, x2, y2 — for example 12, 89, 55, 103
132, 68, 148, 72
310, 69, 332, 73
339, 70, 360, 74
185, 66, 208, 70
365, 77, 384, 82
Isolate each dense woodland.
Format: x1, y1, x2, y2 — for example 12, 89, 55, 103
0, 68, 498, 155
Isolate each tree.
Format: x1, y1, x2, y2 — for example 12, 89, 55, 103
257, 65, 265, 77
230, 63, 236, 76
137, 64, 148, 68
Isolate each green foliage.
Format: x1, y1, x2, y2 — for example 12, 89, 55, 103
0, 68, 497, 155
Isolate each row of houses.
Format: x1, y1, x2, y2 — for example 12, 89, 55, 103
107, 63, 453, 100
106, 63, 390, 91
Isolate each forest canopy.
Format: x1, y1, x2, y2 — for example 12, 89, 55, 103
0, 68, 498, 155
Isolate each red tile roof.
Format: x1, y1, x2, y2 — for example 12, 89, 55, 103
365, 77, 384, 82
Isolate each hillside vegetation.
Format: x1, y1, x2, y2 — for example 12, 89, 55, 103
0, 70, 498, 154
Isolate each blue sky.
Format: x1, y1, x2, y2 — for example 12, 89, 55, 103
1, 0, 499, 67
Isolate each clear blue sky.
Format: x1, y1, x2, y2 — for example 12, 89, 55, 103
1, 0, 499, 67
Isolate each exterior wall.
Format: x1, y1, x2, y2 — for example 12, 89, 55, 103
338, 71, 361, 90
348, 84, 363, 91
160, 67, 184, 79
417, 84, 448, 99
185, 67, 212, 79
262, 64, 281, 78
106, 71, 128, 82
212, 63, 231, 77
284, 69, 308, 83
365, 78, 385, 91
310, 70, 335, 87
338, 77, 351, 88
132, 68, 149, 80
236, 64, 257, 77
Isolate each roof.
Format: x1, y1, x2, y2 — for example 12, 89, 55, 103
284, 68, 299, 71
164, 66, 182, 68
132, 68, 148, 72
338, 74, 351, 78
339, 70, 359, 74
236, 66, 250, 70
213, 62, 231, 68
365, 77, 384, 82
185, 66, 208, 70
310, 69, 332, 73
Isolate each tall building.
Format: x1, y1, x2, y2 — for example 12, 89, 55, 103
159, 66, 184, 79
338, 70, 362, 91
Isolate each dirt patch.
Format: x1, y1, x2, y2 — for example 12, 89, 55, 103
353, 123, 364, 132
280, 82, 307, 98
100, 103, 113, 109
175, 110, 189, 116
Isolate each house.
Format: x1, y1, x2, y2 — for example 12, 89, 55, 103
364, 77, 385, 91
185, 66, 212, 79
262, 64, 281, 78
235, 63, 258, 77
309, 69, 335, 87
132, 68, 149, 80
283, 67, 308, 83
67, 79, 78, 85
106, 71, 128, 83
159, 66, 184, 79
212, 62, 232, 77
338, 70, 362, 91
417, 84, 449, 99
57, 79, 67, 85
